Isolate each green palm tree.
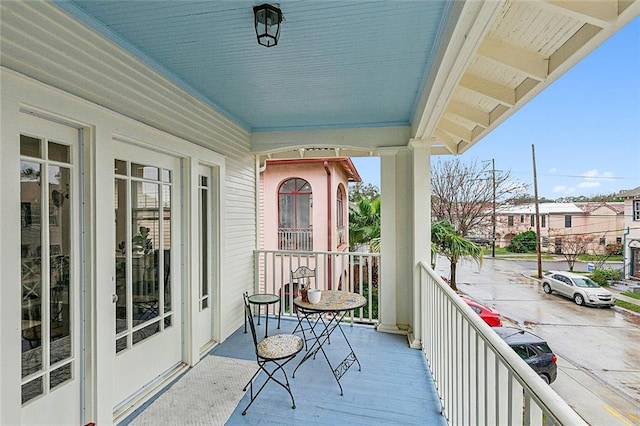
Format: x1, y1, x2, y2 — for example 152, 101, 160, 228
431, 220, 483, 291
349, 196, 381, 252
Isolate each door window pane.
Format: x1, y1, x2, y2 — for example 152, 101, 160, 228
21, 161, 43, 378
49, 165, 72, 365
163, 184, 172, 314
115, 178, 128, 334
199, 178, 209, 310
48, 142, 71, 163
21, 135, 42, 158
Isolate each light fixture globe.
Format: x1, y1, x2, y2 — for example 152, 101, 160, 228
253, 3, 283, 47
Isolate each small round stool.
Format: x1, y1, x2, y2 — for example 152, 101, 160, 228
244, 293, 281, 338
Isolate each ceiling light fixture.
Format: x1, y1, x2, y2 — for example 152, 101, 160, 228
253, 3, 283, 47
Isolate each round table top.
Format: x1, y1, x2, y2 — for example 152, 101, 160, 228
247, 293, 280, 305
294, 290, 366, 312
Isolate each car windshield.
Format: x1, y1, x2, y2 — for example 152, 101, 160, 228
572, 277, 600, 288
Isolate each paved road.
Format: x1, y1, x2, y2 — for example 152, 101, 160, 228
435, 256, 640, 426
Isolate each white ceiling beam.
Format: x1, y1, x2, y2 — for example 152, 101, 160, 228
438, 118, 473, 142
447, 100, 490, 127
477, 36, 549, 81
434, 129, 460, 154
251, 126, 411, 154
539, 0, 619, 28
459, 73, 516, 107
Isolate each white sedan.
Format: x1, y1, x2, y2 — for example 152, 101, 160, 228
541, 271, 615, 307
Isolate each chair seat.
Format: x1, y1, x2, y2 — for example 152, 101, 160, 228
257, 334, 303, 360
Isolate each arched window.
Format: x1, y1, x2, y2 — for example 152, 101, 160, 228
336, 185, 346, 246
278, 178, 312, 250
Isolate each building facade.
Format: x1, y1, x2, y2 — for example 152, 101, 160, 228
492, 202, 624, 255
620, 187, 640, 280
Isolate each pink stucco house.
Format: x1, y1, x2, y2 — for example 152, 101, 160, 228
259, 157, 361, 253
257, 158, 362, 295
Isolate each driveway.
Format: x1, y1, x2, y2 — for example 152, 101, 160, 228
435, 256, 640, 426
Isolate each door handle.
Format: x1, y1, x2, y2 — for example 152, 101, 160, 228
112, 294, 119, 303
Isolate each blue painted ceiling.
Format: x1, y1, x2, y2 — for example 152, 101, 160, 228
60, 1, 453, 132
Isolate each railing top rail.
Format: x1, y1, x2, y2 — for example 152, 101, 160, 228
418, 260, 588, 426
255, 249, 380, 257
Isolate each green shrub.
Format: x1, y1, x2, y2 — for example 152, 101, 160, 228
507, 230, 537, 253
589, 268, 622, 286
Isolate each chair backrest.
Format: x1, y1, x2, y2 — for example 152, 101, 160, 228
243, 292, 260, 356
291, 266, 316, 289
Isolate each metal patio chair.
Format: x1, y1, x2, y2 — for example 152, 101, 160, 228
242, 292, 303, 415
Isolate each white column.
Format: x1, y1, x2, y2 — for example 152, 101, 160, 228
407, 140, 431, 349
377, 149, 401, 334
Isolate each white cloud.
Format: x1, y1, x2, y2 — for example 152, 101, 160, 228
553, 185, 575, 194
580, 169, 615, 180
577, 181, 601, 188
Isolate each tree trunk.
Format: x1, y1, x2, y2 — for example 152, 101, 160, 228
450, 261, 458, 291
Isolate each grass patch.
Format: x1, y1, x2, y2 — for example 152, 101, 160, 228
622, 291, 640, 300
616, 299, 640, 314
577, 254, 623, 262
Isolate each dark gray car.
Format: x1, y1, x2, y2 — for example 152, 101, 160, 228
494, 327, 558, 384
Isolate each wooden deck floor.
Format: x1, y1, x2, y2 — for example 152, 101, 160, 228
215, 317, 446, 425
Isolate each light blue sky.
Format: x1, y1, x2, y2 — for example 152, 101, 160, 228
352, 16, 639, 199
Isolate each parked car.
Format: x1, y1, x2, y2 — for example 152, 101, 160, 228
462, 297, 502, 327
494, 327, 557, 384
541, 271, 615, 307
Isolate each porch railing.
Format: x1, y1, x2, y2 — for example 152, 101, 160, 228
277, 228, 313, 251
254, 249, 379, 324
419, 261, 587, 426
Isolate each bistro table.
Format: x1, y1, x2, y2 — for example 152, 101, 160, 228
244, 293, 281, 338
292, 290, 366, 395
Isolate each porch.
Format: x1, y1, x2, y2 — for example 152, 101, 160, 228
120, 254, 585, 426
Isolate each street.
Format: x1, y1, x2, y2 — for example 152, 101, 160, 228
435, 256, 640, 426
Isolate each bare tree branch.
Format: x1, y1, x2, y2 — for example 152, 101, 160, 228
431, 158, 528, 236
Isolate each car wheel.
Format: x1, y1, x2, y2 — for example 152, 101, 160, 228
542, 283, 552, 294
539, 373, 550, 384
573, 293, 584, 306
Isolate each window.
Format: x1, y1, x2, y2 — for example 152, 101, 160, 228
564, 215, 572, 228
507, 215, 514, 227
520, 214, 524, 223
336, 185, 346, 246
599, 237, 606, 246
530, 215, 535, 226
278, 178, 312, 250
511, 345, 534, 361
616, 237, 622, 244
336, 186, 344, 227
634, 200, 640, 221
541, 215, 546, 228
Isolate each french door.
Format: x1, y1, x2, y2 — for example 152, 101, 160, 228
194, 164, 217, 353
19, 113, 82, 424
112, 141, 183, 407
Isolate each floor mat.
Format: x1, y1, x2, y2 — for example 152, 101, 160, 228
130, 355, 256, 426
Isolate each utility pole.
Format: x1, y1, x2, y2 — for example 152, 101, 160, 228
491, 158, 496, 258
532, 145, 543, 279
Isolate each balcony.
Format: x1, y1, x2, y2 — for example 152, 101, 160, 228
124, 250, 584, 425
205, 251, 585, 425
278, 228, 313, 251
